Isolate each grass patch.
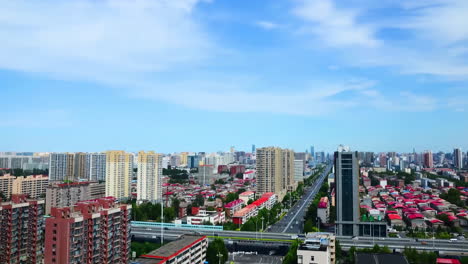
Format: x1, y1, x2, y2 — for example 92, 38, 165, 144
207, 235, 294, 243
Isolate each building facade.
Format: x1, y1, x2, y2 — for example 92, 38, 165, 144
44, 197, 132, 264
12, 175, 48, 199
49, 153, 75, 182
256, 147, 294, 200
0, 194, 45, 264
137, 151, 163, 202
454, 148, 463, 169
105, 151, 133, 199
335, 146, 360, 236
45, 181, 101, 214
297, 233, 336, 264
0, 174, 15, 199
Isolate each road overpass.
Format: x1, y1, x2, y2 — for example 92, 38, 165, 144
131, 223, 468, 256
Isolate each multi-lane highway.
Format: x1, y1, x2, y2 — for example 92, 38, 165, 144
131, 225, 468, 255
268, 164, 332, 233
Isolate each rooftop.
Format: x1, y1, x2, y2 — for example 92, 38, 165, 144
140, 235, 206, 261
355, 253, 409, 264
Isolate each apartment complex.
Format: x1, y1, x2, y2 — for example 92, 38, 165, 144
137, 151, 163, 202
105, 151, 133, 200
12, 175, 48, 198
49, 152, 107, 182
256, 147, 294, 200
44, 197, 132, 264
0, 174, 48, 199
45, 181, 105, 214
136, 235, 208, 264
297, 233, 336, 264
0, 194, 45, 264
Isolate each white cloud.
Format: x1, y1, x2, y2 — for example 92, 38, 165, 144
255, 21, 281, 30
292, 0, 379, 47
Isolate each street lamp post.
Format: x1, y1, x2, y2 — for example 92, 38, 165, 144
217, 253, 223, 264
261, 216, 264, 240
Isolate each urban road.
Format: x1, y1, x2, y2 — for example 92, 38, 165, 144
132, 226, 468, 256
268, 163, 332, 233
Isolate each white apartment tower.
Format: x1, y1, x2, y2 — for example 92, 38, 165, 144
137, 151, 163, 202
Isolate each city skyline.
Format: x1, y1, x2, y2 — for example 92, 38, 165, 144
1, 0, 468, 153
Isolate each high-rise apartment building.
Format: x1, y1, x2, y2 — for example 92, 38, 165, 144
294, 160, 305, 183
89, 152, 106, 181
335, 146, 360, 236
105, 151, 133, 199
180, 152, 189, 167
73, 152, 89, 180
454, 148, 463, 169
137, 151, 163, 202
423, 150, 434, 168
49, 153, 75, 182
44, 197, 132, 264
256, 147, 294, 200
0, 194, 45, 264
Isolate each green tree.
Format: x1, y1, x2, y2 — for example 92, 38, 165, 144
247, 199, 254, 205
225, 192, 239, 204
131, 241, 161, 257
335, 240, 342, 261
282, 240, 299, 264
206, 238, 228, 264
194, 194, 205, 207
303, 219, 314, 233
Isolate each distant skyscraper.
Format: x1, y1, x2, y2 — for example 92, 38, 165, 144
256, 147, 294, 200
49, 153, 75, 182
105, 151, 133, 199
454, 148, 463, 169
335, 146, 360, 236
137, 151, 163, 202
310, 146, 315, 158
252, 144, 256, 153
423, 151, 434, 168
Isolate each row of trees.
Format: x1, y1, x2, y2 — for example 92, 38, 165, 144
303, 181, 329, 233
131, 241, 162, 257
130, 201, 176, 222
240, 203, 283, 231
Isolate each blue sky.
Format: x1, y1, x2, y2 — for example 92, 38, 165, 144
1, 0, 468, 153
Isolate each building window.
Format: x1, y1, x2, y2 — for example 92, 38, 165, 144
311, 256, 315, 261
298, 255, 303, 264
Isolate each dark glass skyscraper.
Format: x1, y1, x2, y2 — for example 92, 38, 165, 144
335, 146, 360, 236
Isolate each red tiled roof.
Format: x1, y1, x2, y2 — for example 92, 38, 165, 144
436, 258, 461, 264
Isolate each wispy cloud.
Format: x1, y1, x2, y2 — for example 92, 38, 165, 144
292, 0, 379, 47
291, 0, 468, 79
0, 0, 214, 81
